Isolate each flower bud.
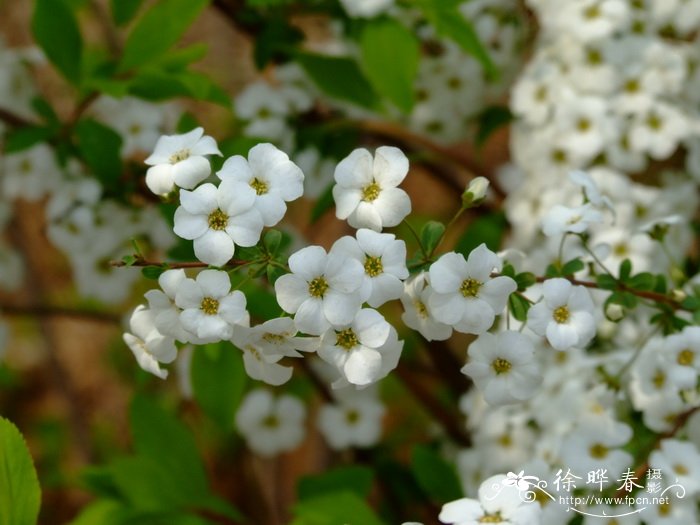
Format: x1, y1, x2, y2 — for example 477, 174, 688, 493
605, 302, 625, 322
462, 177, 489, 207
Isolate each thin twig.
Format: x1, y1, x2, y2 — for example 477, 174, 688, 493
110, 258, 250, 269
0, 107, 34, 128
1, 304, 120, 324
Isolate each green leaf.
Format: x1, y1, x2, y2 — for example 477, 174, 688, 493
415, 1, 496, 78
454, 212, 507, 257
514, 272, 536, 291
681, 296, 700, 311
128, 69, 228, 105
298, 466, 374, 501
254, 17, 304, 69
31, 0, 83, 84
0, 417, 41, 525
296, 52, 379, 110
120, 0, 209, 72
508, 293, 530, 322
74, 119, 123, 192
410, 444, 462, 503
141, 266, 165, 280
606, 291, 638, 310
110, 0, 144, 25
310, 183, 335, 223
619, 259, 632, 282
561, 258, 584, 276
596, 274, 618, 290
291, 491, 385, 525
3, 126, 54, 153
191, 343, 247, 431
628, 272, 656, 291
129, 395, 209, 496
420, 221, 445, 255
360, 17, 419, 113
476, 106, 513, 146
263, 229, 283, 255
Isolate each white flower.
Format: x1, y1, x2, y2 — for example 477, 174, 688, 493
123, 305, 177, 380
235, 389, 306, 457
333, 146, 412, 232
439, 474, 541, 525
464, 176, 490, 205
174, 270, 249, 342
338, 0, 394, 18
144, 269, 192, 342
527, 278, 596, 351
274, 245, 365, 335
400, 272, 453, 342
331, 228, 409, 308
569, 170, 614, 212
144, 127, 221, 195
561, 419, 633, 480
234, 81, 289, 140
650, 439, 700, 496
216, 143, 304, 228
428, 245, 516, 335
2, 143, 60, 201
173, 181, 263, 267
462, 331, 541, 406
628, 103, 688, 160
318, 308, 393, 387
317, 396, 385, 450
541, 203, 603, 237
662, 326, 700, 390
231, 317, 317, 386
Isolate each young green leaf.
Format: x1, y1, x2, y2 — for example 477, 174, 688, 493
298, 466, 374, 501
110, 0, 144, 25
410, 444, 463, 503
0, 417, 41, 525
560, 258, 584, 276
119, 0, 208, 72
191, 342, 248, 431
360, 18, 420, 113
291, 491, 385, 525
31, 0, 83, 85
74, 119, 123, 192
420, 221, 445, 255
508, 293, 530, 322
296, 52, 380, 110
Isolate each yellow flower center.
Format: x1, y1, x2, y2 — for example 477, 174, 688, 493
479, 513, 503, 524
262, 333, 286, 344
414, 300, 429, 319
345, 409, 360, 424
652, 369, 666, 389
589, 443, 609, 459
460, 278, 482, 298
208, 209, 228, 231
553, 306, 570, 324
362, 182, 381, 202
491, 358, 512, 375
677, 349, 694, 366
200, 297, 220, 315
169, 149, 190, 163
262, 414, 279, 428
308, 277, 329, 298
674, 464, 688, 475
250, 177, 268, 195
335, 328, 359, 350
364, 256, 383, 277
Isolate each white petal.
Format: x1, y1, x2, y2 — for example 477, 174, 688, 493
275, 274, 310, 313
373, 146, 409, 187
173, 208, 209, 240
374, 187, 411, 227
172, 156, 212, 189
288, 245, 327, 280
333, 186, 362, 220
344, 347, 382, 386
334, 148, 373, 187
429, 252, 467, 293
180, 183, 219, 215
295, 298, 328, 335
197, 269, 232, 297
193, 230, 235, 266
323, 291, 362, 327
145, 164, 175, 195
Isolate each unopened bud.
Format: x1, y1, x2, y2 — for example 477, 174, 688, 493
462, 177, 490, 207
605, 303, 625, 322
671, 289, 687, 302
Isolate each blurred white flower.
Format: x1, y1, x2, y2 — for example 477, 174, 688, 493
462, 331, 541, 406
318, 396, 385, 449
541, 203, 603, 237
235, 389, 306, 457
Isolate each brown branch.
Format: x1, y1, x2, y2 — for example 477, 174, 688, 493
1, 304, 120, 324
532, 275, 688, 312
614, 405, 700, 498
425, 340, 472, 400
110, 258, 250, 269
0, 107, 35, 128
395, 364, 471, 447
